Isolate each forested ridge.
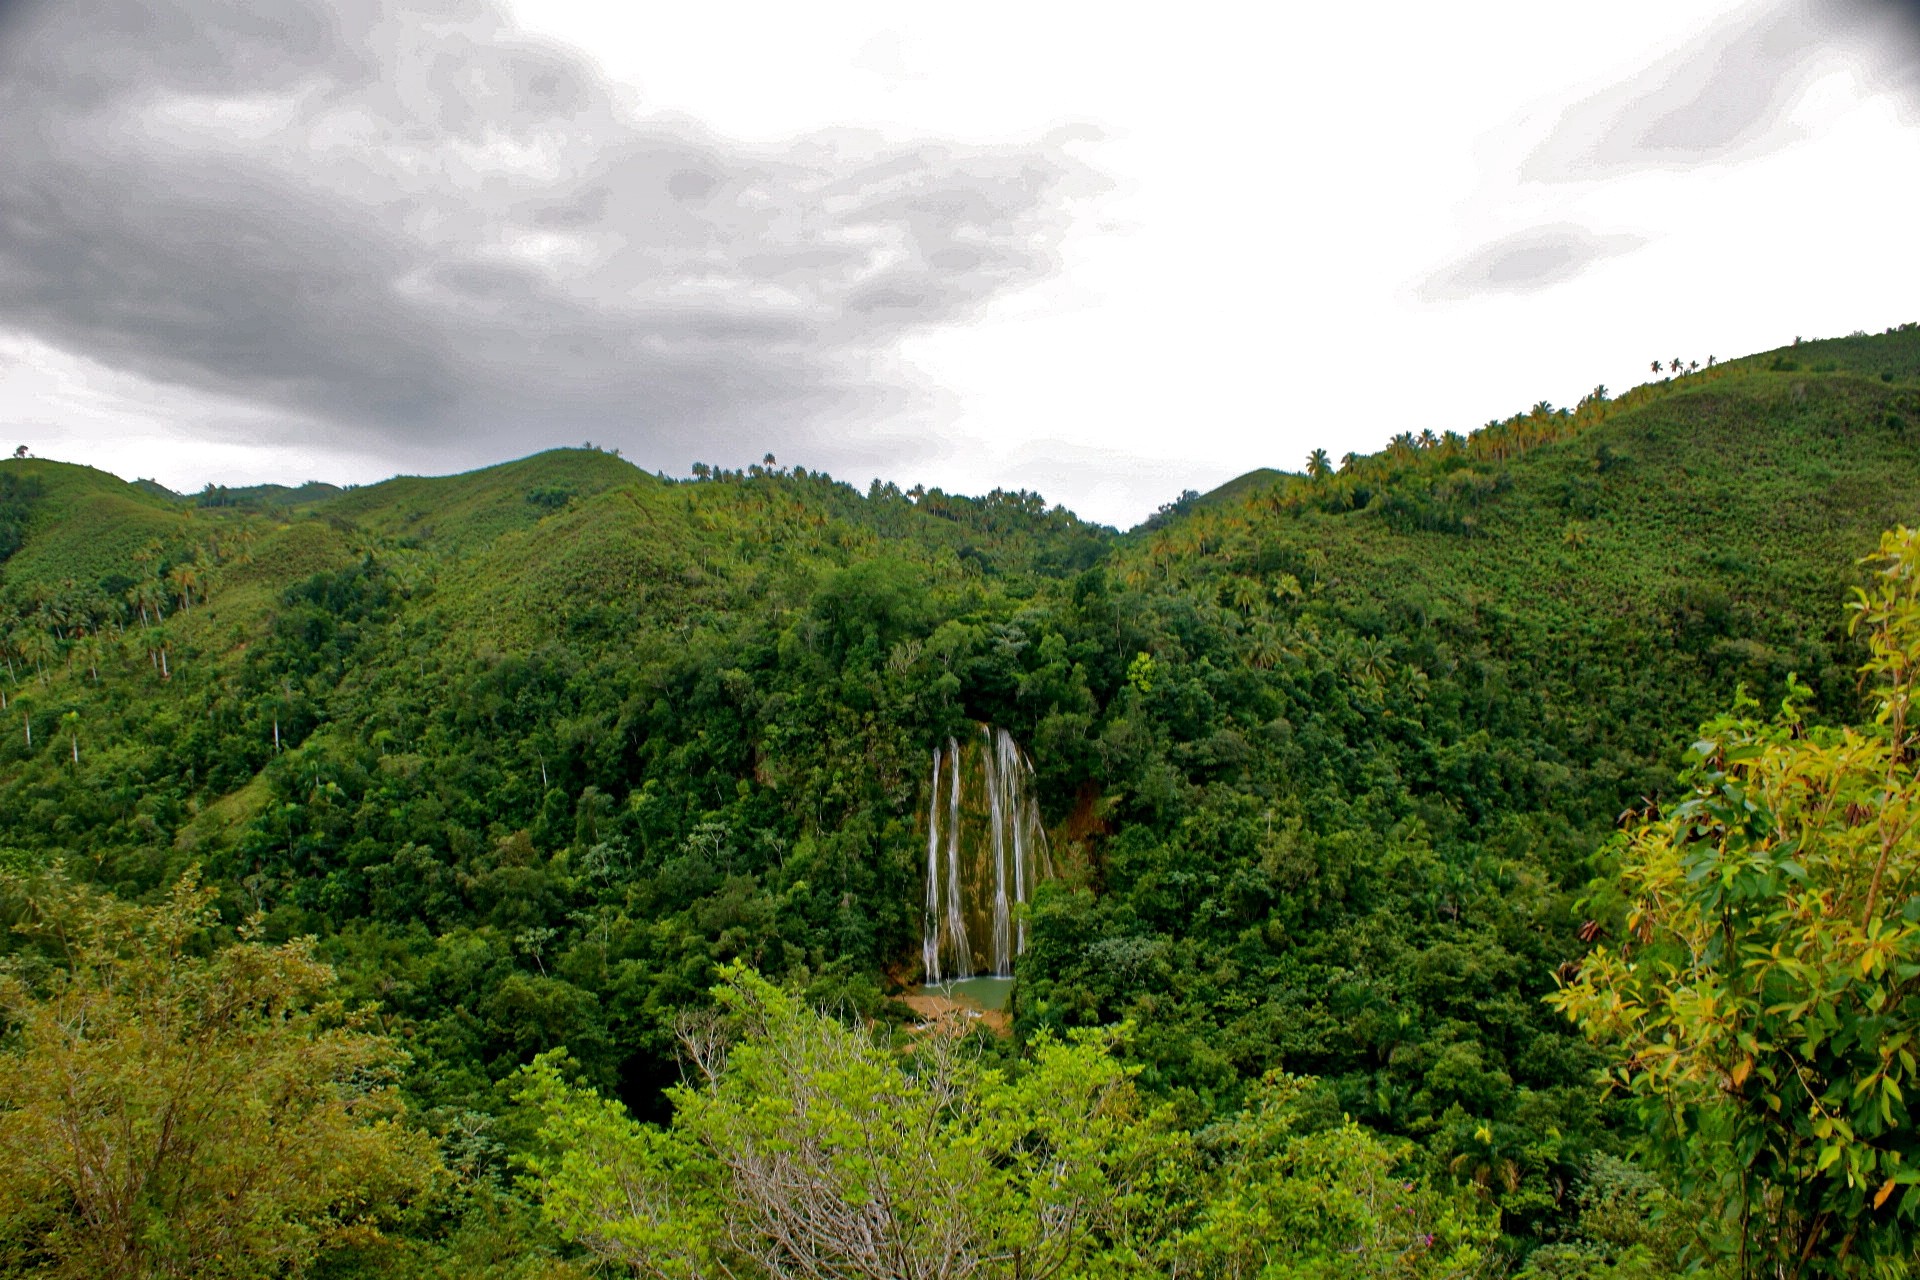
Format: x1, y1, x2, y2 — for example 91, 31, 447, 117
4, 324, 1920, 1277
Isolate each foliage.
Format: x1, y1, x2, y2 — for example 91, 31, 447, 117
521, 967, 1491, 1279
1508, 1155, 1685, 1280
0, 868, 443, 1279
0, 472, 42, 566
1171, 1072, 1498, 1277
1552, 526, 1920, 1275
0, 328, 1918, 1271
520, 963, 1181, 1278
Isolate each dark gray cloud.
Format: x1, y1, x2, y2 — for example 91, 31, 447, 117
1418, 225, 1645, 302
0, 0, 1101, 473
1525, 0, 1920, 182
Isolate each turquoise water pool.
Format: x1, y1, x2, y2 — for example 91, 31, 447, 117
914, 975, 1015, 1012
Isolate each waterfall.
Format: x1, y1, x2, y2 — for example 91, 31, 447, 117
920, 725, 1054, 982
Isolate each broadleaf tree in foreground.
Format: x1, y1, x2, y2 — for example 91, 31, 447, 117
519, 964, 1496, 1278
1554, 526, 1920, 1277
0, 869, 444, 1280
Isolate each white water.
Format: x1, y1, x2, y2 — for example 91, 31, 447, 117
920, 725, 1053, 982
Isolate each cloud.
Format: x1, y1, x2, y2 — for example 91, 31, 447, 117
0, 0, 1101, 475
1860, 0, 1920, 92
1525, 0, 1920, 183
1417, 225, 1646, 302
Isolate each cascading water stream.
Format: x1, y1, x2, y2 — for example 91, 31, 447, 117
920, 725, 1053, 982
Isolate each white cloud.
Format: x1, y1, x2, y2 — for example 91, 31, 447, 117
5, 0, 1917, 527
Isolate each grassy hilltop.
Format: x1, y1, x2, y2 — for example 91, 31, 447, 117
3, 321, 1920, 1273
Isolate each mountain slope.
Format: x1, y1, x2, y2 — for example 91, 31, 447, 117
2, 324, 1918, 1254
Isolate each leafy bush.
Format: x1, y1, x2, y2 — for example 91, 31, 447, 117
1554, 527, 1920, 1274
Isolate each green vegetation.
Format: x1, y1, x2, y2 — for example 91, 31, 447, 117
0, 871, 442, 1278
1555, 526, 1920, 1276
2, 325, 1919, 1274
520, 965, 1494, 1278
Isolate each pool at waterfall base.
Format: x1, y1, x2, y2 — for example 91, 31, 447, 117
911, 975, 1015, 1013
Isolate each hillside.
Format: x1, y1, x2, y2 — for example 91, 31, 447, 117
3, 322, 1919, 1268
1120, 331, 1920, 798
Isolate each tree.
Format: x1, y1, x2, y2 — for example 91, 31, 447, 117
1227, 576, 1265, 614
17, 629, 53, 684
127, 580, 164, 628
1552, 526, 1920, 1277
149, 622, 172, 679
520, 964, 1180, 1279
1170, 1073, 1496, 1278
168, 562, 200, 612
0, 869, 443, 1279
73, 634, 102, 683
1305, 448, 1331, 480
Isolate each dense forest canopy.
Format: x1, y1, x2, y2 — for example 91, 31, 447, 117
3, 324, 1920, 1276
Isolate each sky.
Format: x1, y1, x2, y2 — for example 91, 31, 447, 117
1, 0, 1917, 527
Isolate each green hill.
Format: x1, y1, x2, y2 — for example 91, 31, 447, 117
313, 447, 646, 555
193, 478, 346, 511
3, 322, 1919, 1268
0, 458, 199, 586
1194, 465, 1293, 511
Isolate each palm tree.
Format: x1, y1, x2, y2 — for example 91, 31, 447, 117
1246, 624, 1292, 670
147, 624, 173, 680
1651, 360, 1662, 374
1305, 448, 1331, 479
1350, 636, 1394, 689
1339, 451, 1359, 474
18, 629, 54, 683
132, 580, 166, 627
1227, 577, 1265, 614
74, 635, 103, 683
1450, 1126, 1521, 1196
1417, 429, 1437, 449
45, 594, 74, 641
168, 562, 199, 612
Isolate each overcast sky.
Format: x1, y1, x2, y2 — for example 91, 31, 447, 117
2, 0, 1917, 526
